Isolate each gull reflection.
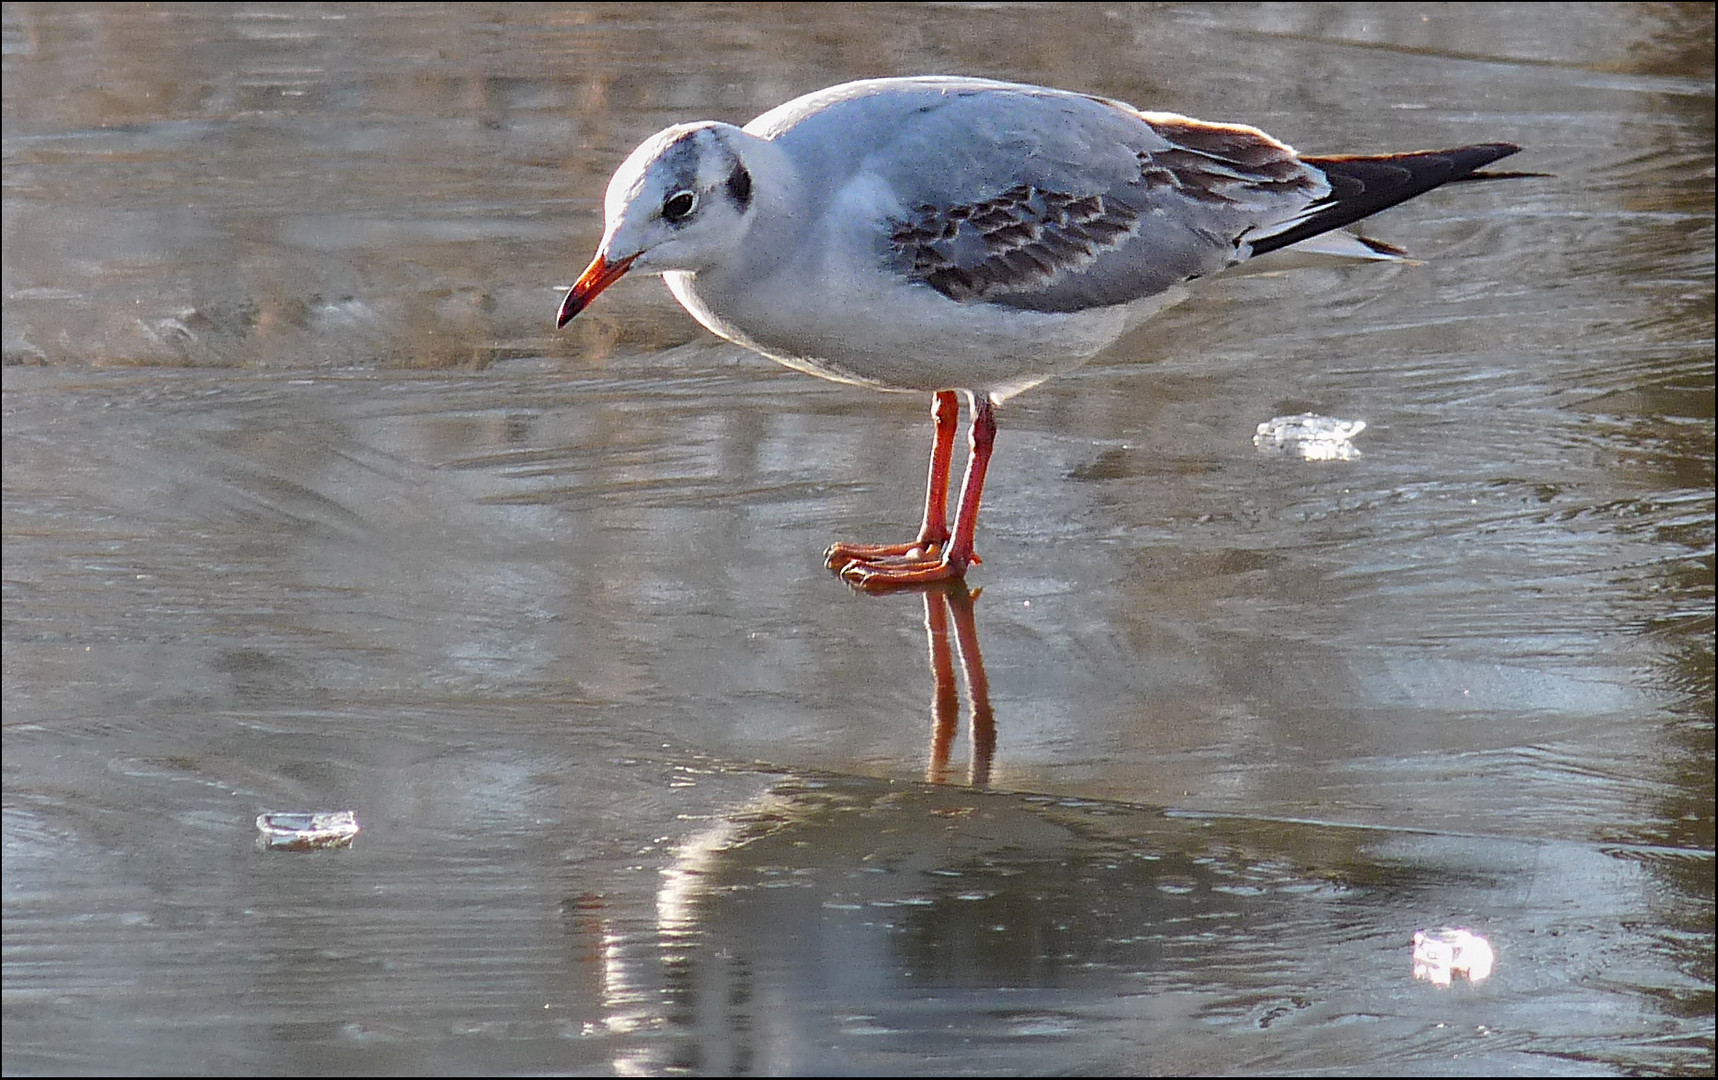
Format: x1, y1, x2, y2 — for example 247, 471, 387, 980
917, 580, 997, 787
570, 770, 1380, 1074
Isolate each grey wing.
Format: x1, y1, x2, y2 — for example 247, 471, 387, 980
877, 92, 1327, 314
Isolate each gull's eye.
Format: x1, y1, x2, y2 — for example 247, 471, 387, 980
662, 190, 698, 223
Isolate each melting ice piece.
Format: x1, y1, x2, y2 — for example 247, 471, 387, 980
256, 810, 360, 851
1412, 927, 1495, 985
1254, 413, 1366, 461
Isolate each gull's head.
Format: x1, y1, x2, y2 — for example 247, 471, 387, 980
557, 122, 757, 327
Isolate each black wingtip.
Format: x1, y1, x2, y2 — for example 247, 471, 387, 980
1248, 142, 1534, 258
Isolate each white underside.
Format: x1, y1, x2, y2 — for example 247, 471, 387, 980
665, 268, 1193, 403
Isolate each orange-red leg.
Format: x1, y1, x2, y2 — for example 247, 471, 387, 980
824, 389, 959, 567
832, 393, 995, 590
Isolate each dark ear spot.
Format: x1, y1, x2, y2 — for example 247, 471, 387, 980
725, 164, 752, 212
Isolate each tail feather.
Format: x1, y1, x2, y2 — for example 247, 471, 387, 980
1249, 143, 1523, 258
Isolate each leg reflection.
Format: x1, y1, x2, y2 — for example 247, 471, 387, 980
921, 580, 996, 787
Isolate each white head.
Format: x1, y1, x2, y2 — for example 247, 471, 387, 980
557, 122, 758, 327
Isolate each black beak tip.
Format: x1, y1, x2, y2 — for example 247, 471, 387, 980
555, 291, 580, 329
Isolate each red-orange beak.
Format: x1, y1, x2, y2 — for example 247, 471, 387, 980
555, 251, 639, 328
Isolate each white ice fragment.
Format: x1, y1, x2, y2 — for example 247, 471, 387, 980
1254, 413, 1366, 461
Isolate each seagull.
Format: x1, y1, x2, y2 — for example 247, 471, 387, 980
555, 76, 1523, 589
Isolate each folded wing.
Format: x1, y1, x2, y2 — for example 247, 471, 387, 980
879, 89, 1520, 314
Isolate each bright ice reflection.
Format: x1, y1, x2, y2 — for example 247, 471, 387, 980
1413, 927, 1496, 986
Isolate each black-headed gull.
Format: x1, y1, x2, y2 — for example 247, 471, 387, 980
556, 76, 1522, 589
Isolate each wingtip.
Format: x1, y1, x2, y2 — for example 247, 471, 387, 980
1246, 141, 1538, 258
1447, 145, 1554, 183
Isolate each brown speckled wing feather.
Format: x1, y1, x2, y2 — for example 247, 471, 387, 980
887, 113, 1328, 313
883, 98, 1518, 314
